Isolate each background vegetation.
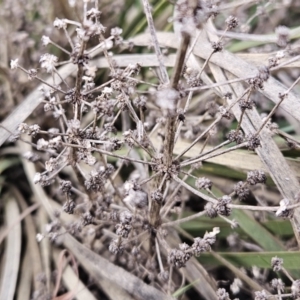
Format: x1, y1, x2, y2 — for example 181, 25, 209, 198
1, 0, 300, 299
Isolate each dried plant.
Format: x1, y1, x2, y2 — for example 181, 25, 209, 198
1, 0, 300, 299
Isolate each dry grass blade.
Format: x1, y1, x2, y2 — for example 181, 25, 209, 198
0, 194, 21, 300
16, 247, 32, 300
237, 53, 300, 68
38, 209, 52, 293
63, 234, 174, 300
10, 186, 43, 290
52, 249, 97, 300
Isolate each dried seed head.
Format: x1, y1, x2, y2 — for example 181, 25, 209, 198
254, 290, 268, 300
28, 69, 37, 80
239, 97, 255, 110
115, 223, 132, 238
63, 201, 76, 214
247, 170, 266, 185
53, 18, 67, 29
81, 212, 93, 226
60, 180, 72, 194
275, 198, 293, 219
275, 25, 290, 47
216, 288, 230, 300
195, 177, 212, 190
205, 202, 218, 218
246, 134, 261, 151
37, 138, 49, 150
23, 151, 40, 162
247, 66, 269, 90
227, 130, 244, 144
124, 188, 148, 210
233, 181, 250, 201
119, 210, 133, 224
151, 190, 163, 203
45, 157, 58, 172
217, 196, 232, 216
230, 278, 242, 295
158, 270, 169, 282
226, 16, 239, 29
271, 256, 283, 271
168, 243, 192, 268
271, 278, 284, 292
291, 279, 300, 299
191, 227, 219, 256
109, 238, 124, 255
219, 106, 233, 119
40, 53, 58, 73
212, 41, 223, 52
10, 58, 19, 69
18, 123, 29, 133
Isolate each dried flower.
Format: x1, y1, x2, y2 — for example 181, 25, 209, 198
18, 123, 29, 133
41, 35, 51, 46
10, 58, 19, 69
40, 53, 58, 73
53, 18, 67, 29
276, 198, 293, 218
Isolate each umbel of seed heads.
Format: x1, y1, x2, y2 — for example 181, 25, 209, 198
168, 228, 220, 268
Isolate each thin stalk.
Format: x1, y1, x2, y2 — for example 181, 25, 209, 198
141, 0, 169, 84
